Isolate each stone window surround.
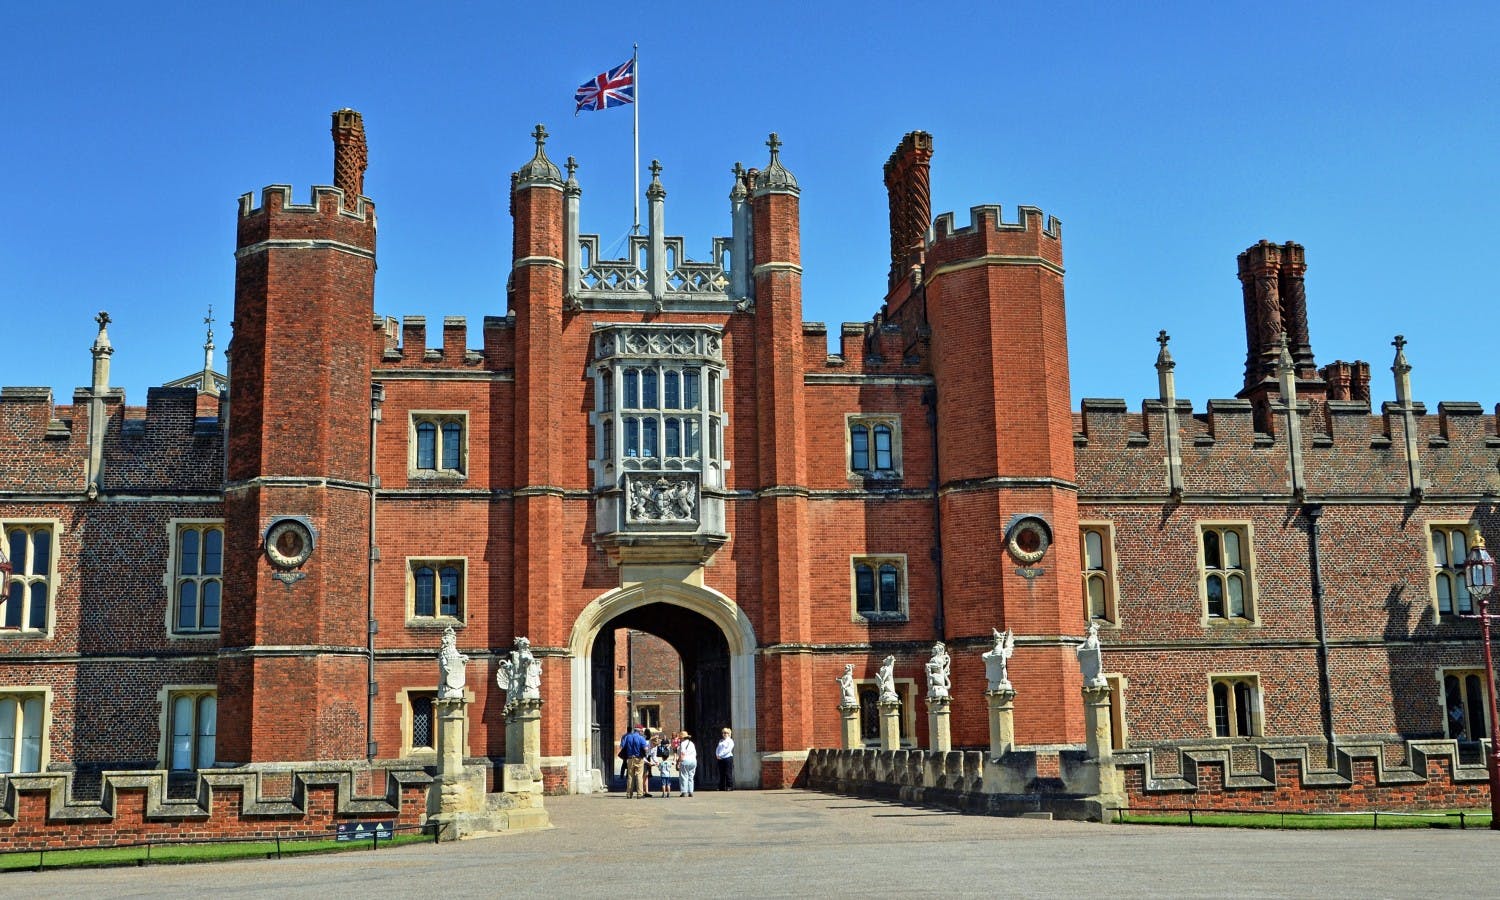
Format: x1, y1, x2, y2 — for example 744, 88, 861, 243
156, 684, 216, 771
163, 518, 225, 639
1080, 521, 1121, 627
1207, 672, 1262, 739
854, 677, 918, 748
844, 413, 903, 480
1437, 666, 1492, 741
850, 554, 909, 623
407, 410, 468, 478
1196, 521, 1260, 627
405, 556, 468, 628
0, 518, 62, 640
0, 685, 51, 774
1427, 521, 1477, 622
395, 684, 473, 761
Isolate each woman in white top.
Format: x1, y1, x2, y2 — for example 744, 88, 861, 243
676, 731, 698, 797
715, 727, 734, 791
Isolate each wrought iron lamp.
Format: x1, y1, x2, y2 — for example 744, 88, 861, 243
1460, 532, 1499, 829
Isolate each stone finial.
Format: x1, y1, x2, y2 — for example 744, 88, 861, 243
647, 159, 666, 199
1154, 330, 1173, 370
330, 108, 368, 208
92, 311, 113, 354
1392, 334, 1413, 405
753, 132, 799, 196
516, 123, 562, 187
730, 162, 748, 201
1276, 330, 1294, 376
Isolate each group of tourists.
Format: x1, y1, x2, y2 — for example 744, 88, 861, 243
618, 725, 735, 798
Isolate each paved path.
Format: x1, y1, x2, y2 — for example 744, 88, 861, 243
8, 790, 1500, 897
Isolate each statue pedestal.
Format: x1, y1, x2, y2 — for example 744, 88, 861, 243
878, 699, 902, 751
985, 688, 1016, 758
504, 697, 544, 793
431, 697, 476, 817
1082, 684, 1112, 760
926, 697, 951, 752
839, 703, 861, 749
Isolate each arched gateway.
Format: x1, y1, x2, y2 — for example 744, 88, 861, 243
566, 580, 757, 793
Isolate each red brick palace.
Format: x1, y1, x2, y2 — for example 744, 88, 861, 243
0, 111, 1496, 794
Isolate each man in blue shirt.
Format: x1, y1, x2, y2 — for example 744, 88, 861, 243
619, 725, 650, 799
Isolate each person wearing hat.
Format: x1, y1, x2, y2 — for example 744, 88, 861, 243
675, 730, 697, 797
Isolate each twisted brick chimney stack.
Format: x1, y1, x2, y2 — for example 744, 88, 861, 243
331, 108, 368, 209
883, 131, 934, 289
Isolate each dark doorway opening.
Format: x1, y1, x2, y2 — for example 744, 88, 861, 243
592, 602, 732, 790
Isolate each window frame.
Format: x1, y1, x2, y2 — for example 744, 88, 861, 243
408, 411, 469, 478
164, 518, 225, 637
0, 686, 51, 774
850, 555, 909, 623
156, 684, 216, 771
855, 677, 918, 748
593, 357, 729, 490
1207, 673, 1262, 738
1428, 522, 1476, 622
396, 684, 471, 760
1197, 522, 1258, 626
406, 557, 468, 627
1080, 522, 1120, 626
1438, 666, 1492, 742
1, 519, 61, 638
844, 414, 903, 480
635, 703, 661, 731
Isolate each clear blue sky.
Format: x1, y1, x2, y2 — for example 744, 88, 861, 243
2, 2, 1495, 412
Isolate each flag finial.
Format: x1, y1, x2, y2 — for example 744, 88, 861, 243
532, 124, 549, 150
767, 133, 782, 160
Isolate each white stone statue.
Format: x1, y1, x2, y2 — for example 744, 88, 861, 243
925, 642, 951, 700
837, 663, 857, 708
876, 655, 898, 704
982, 628, 1015, 692
496, 636, 542, 706
437, 626, 469, 700
1077, 621, 1107, 688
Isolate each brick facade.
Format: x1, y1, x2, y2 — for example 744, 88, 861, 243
1, 111, 1497, 812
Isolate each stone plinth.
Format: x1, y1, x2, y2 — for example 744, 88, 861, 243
430, 698, 477, 819
878, 699, 901, 751
926, 697, 951, 752
839, 703, 861, 749
986, 688, 1016, 758
504, 697, 544, 793
1082, 684, 1111, 760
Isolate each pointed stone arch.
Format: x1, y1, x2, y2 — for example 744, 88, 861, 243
566, 580, 758, 793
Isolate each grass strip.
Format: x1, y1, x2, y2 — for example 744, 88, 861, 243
1116, 810, 1491, 830
0, 832, 430, 871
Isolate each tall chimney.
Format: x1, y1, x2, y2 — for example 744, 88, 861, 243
331, 108, 368, 208
883, 131, 934, 288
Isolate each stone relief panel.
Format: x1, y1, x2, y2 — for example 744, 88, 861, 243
625, 474, 698, 525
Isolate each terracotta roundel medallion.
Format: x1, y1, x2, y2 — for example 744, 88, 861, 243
264, 518, 315, 569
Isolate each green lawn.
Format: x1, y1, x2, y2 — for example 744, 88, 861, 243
1115, 809, 1491, 830
0, 831, 431, 871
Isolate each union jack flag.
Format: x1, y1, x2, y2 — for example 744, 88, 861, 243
575, 59, 635, 114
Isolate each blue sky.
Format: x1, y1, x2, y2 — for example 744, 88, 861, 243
2, 2, 1495, 412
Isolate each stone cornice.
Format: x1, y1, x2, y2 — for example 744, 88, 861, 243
234, 239, 374, 261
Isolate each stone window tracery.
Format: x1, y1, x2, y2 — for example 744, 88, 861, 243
1209, 674, 1261, 738
172, 523, 223, 634
1080, 524, 1117, 624
846, 415, 901, 479
852, 555, 907, 621
410, 412, 467, 477
1200, 524, 1255, 623
1430, 525, 1474, 618
0, 691, 46, 774
3, 524, 55, 634
408, 558, 465, 624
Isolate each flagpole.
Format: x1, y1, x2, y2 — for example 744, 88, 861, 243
632, 43, 640, 235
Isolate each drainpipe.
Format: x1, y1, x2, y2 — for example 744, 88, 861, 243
922, 386, 946, 639
1306, 503, 1336, 768
368, 382, 384, 760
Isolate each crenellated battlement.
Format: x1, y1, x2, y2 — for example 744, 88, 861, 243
932, 204, 1063, 242
373, 315, 490, 368
1074, 390, 1500, 499
236, 184, 374, 222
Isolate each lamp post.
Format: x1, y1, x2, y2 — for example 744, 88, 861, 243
1460, 532, 1498, 829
